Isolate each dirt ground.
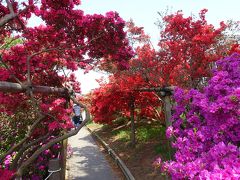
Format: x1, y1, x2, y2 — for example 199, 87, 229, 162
87, 123, 166, 180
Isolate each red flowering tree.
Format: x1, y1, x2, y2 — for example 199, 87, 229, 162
157, 9, 229, 88
0, 0, 133, 178
89, 10, 239, 148
90, 72, 162, 146
126, 10, 238, 90
91, 73, 162, 123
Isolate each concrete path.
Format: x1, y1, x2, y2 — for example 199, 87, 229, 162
66, 127, 119, 180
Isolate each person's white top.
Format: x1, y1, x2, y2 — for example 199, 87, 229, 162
73, 104, 81, 116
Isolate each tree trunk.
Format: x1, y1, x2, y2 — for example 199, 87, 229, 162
60, 98, 70, 180
60, 139, 68, 180
163, 95, 172, 128
129, 96, 136, 147
163, 95, 173, 160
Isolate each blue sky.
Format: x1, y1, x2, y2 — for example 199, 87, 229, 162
78, 0, 240, 94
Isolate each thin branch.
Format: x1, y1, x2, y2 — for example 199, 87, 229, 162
6, 2, 25, 29
148, 39, 156, 52
70, 96, 86, 108
10, 133, 50, 170
136, 86, 175, 95
61, 68, 69, 79
0, 37, 15, 50
29, 92, 41, 115
6, 0, 14, 14
42, 111, 61, 122
28, 31, 104, 59
145, 98, 163, 121
0, 2, 34, 27
26, 46, 75, 85
16, 144, 39, 171
0, 114, 45, 164
0, 13, 17, 27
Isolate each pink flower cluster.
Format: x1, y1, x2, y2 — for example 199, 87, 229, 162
162, 53, 240, 179
0, 168, 14, 180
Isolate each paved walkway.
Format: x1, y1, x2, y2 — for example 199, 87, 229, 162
66, 127, 119, 180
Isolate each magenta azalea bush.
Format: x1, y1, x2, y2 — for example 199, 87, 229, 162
0, 168, 14, 180
163, 53, 240, 179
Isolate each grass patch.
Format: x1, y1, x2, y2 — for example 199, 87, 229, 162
112, 125, 166, 142
136, 125, 165, 142
114, 130, 131, 142
86, 119, 93, 125
87, 121, 107, 131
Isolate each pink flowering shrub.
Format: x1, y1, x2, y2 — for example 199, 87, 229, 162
0, 168, 14, 180
162, 53, 240, 179
22, 143, 61, 179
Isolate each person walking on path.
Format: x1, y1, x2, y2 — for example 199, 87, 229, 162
72, 103, 83, 128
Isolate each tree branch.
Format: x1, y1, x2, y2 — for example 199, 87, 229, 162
136, 86, 175, 96
10, 133, 50, 170
0, 13, 18, 27
6, 0, 14, 14
0, 1, 34, 27
0, 81, 69, 95
14, 99, 90, 177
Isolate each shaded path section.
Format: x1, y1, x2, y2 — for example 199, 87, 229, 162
66, 127, 119, 180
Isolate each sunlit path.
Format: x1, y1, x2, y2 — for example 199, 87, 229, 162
66, 127, 119, 180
